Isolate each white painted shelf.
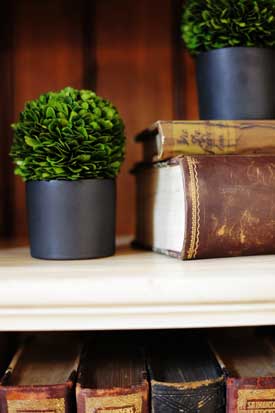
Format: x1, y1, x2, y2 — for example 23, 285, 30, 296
0, 246, 275, 331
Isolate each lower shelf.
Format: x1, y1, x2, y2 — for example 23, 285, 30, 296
0, 246, 275, 331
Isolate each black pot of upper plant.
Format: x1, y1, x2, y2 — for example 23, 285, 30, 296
182, 0, 275, 120
10, 87, 125, 260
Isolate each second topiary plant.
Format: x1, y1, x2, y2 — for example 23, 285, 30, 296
182, 0, 275, 119
11, 87, 125, 259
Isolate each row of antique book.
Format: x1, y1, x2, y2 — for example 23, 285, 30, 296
0, 329, 274, 413
133, 120, 275, 260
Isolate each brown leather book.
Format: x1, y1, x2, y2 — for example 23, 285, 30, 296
76, 334, 149, 413
210, 330, 275, 413
0, 333, 81, 413
147, 331, 225, 413
134, 154, 275, 259
136, 120, 275, 162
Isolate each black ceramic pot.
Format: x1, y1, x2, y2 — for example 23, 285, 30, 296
26, 179, 116, 260
196, 47, 275, 120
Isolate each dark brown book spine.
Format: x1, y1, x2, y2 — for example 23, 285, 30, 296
227, 377, 275, 413
180, 155, 275, 259
76, 383, 149, 413
151, 377, 225, 413
0, 382, 75, 413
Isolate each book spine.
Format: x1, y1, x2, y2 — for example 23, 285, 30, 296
181, 155, 275, 259
158, 121, 275, 161
227, 377, 275, 413
151, 379, 225, 413
0, 383, 75, 413
0, 333, 18, 379
76, 384, 149, 413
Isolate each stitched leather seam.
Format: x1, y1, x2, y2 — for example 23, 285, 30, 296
194, 158, 200, 258
186, 157, 200, 259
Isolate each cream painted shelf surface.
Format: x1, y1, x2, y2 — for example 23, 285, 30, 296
0, 247, 275, 331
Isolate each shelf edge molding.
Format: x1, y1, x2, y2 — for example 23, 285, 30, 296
0, 247, 275, 330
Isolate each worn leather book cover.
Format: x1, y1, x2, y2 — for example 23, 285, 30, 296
0, 333, 81, 413
147, 331, 225, 413
136, 120, 275, 162
76, 333, 149, 413
210, 331, 275, 413
134, 154, 275, 259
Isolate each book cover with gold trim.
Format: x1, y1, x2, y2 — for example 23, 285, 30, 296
76, 334, 149, 413
134, 154, 275, 260
136, 120, 275, 162
0, 334, 81, 413
211, 332, 275, 413
147, 332, 225, 413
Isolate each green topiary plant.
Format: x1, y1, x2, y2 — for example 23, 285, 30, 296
10, 87, 125, 181
182, 0, 275, 55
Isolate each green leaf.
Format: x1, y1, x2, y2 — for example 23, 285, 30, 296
78, 126, 88, 139
202, 10, 209, 20
94, 107, 102, 117
53, 167, 65, 174
10, 87, 125, 181
237, 22, 246, 27
181, 0, 275, 55
81, 102, 89, 110
46, 107, 56, 118
77, 154, 91, 161
104, 108, 115, 120
111, 161, 120, 168
25, 136, 39, 148
80, 91, 92, 101
69, 110, 77, 122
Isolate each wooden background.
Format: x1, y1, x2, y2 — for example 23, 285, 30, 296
0, 0, 198, 242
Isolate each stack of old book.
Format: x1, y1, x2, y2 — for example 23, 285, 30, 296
133, 120, 275, 259
0, 330, 275, 413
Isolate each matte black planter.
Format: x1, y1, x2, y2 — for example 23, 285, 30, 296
26, 179, 116, 260
196, 47, 275, 120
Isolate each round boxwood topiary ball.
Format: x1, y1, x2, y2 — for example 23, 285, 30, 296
182, 0, 275, 55
10, 87, 126, 181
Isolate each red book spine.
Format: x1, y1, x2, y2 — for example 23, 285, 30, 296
227, 377, 275, 413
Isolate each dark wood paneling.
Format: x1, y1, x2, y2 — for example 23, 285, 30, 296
181, 0, 199, 119
172, 0, 185, 119
83, 0, 97, 90
183, 51, 199, 119
0, 0, 199, 241
12, 0, 84, 239
0, 1, 14, 238
95, 0, 174, 237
